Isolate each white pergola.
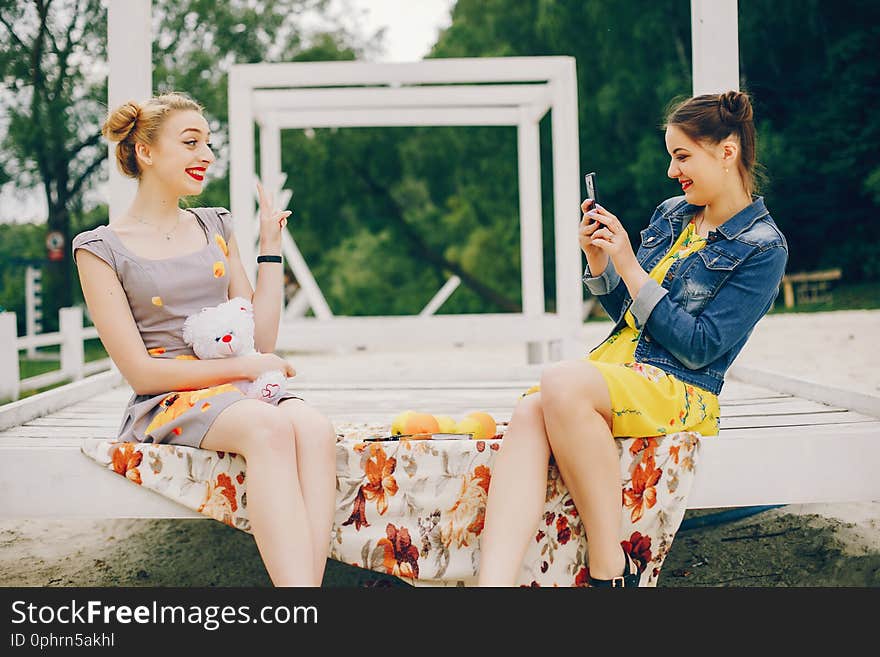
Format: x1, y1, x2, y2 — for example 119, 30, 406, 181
229, 56, 581, 359
107, 0, 739, 359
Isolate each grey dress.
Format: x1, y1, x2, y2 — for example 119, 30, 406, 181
72, 206, 300, 449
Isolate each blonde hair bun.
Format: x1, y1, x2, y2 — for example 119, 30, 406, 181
101, 101, 140, 143
102, 92, 204, 179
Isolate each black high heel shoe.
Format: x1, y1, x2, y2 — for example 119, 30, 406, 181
588, 549, 641, 588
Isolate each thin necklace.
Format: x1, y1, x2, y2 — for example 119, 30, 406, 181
694, 211, 707, 239
133, 212, 181, 241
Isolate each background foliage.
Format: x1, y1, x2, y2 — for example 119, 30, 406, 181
1, 0, 878, 331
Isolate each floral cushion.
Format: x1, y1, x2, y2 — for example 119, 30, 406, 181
81, 422, 700, 587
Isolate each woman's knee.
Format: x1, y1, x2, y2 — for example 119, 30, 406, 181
278, 400, 336, 452
540, 361, 610, 415
540, 361, 613, 429
238, 403, 296, 458
505, 393, 549, 449
541, 362, 591, 407
512, 392, 545, 427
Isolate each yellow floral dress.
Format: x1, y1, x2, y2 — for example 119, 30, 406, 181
527, 217, 720, 438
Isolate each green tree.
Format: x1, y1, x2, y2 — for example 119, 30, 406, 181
422, 0, 693, 308
0, 0, 107, 330
5, 0, 877, 333
272, 0, 695, 317
425, 0, 880, 284
738, 0, 880, 280
152, 1, 373, 124
0, 0, 373, 329
0, 222, 46, 333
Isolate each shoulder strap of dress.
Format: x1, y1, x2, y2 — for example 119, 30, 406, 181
184, 207, 213, 236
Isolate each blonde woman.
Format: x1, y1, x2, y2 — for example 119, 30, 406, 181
73, 92, 336, 587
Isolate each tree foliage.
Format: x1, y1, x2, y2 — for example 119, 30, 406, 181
283, 0, 696, 315
418, 0, 880, 283
291, 0, 880, 319
2, 0, 878, 332
0, 0, 107, 329
0, 0, 370, 328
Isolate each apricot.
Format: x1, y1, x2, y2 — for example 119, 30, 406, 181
402, 412, 440, 437
391, 410, 416, 436
466, 411, 497, 439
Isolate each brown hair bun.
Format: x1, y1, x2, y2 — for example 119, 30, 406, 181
719, 90, 754, 126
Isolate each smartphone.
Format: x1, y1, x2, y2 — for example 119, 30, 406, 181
584, 171, 599, 209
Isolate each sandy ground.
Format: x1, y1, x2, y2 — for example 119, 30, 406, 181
1, 309, 878, 587
726, 309, 880, 398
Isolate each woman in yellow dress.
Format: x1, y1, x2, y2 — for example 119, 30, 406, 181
477, 91, 788, 587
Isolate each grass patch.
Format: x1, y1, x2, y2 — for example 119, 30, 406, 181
8, 338, 109, 402
767, 280, 880, 315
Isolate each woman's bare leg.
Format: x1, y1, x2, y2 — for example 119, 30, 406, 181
278, 399, 337, 585
201, 399, 315, 586
477, 393, 551, 586
539, 361, 625, 580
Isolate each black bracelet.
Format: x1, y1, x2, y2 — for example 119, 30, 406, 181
257, 255, 282, 264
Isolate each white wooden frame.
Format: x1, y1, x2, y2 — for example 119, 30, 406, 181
24, 266, 43, 357
229, 57, 583, 359
691, 0, 740, 95
107, 0, 151, 220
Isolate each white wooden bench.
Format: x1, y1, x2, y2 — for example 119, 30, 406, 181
1, 365, 878, 520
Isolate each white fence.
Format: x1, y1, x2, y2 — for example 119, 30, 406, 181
0, 306, 112, 402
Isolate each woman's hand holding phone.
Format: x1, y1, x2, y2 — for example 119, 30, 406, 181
579, 173, 645, 294
585, 203, 635, 263
580, 197, 610, 273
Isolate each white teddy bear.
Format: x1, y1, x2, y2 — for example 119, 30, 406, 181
182, 296, 288, 404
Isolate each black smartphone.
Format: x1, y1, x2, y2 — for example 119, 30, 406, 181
584, 172, 599, 209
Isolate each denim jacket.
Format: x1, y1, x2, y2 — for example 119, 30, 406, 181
583, 196, 788, 395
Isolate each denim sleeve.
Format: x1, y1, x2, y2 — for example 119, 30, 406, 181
583, 257, 620, 295
583, 258, 628, 321
643, 245, 789, 370
630, 278, 668, 329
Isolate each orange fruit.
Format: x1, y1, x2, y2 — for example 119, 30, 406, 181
466, 412, 497, 439
402, 412, 440, 437
391, 410, 416, 435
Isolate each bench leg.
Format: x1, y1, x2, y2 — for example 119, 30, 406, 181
783, 281, 795, 308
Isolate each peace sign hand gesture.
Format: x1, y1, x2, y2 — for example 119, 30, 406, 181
256, 180, 292, 250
